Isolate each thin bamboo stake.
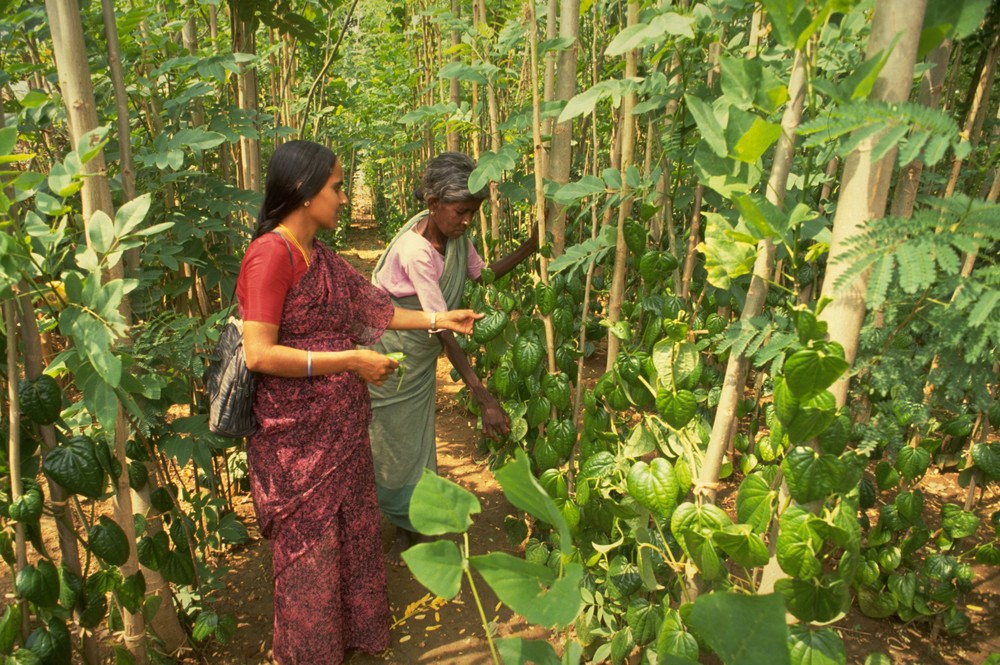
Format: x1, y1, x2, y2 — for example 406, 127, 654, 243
4, 300, 30, 641
605, 0, 639, 370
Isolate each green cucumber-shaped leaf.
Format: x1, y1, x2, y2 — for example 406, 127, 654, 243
16, 560, 60, 608
43, 436, 105, 499
655, 389, 698, 429
784, 344, 848, 401
713, 524, 769, 568
626, 458, 678, 519
469, 553, 583, 629
88, 515, 130, 567
736, 474, 776, 534
688, 592, 791, 665
626, 598, 662, 646
410, 469, 481, 535
401, 539, 464, 600
896, 445, 930, 483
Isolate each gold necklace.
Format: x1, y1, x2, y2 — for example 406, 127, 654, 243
277, 224, 312, 267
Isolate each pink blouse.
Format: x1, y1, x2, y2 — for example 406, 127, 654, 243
374, 227, 484, 313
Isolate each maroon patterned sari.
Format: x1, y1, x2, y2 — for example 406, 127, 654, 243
246, 242, 394, 665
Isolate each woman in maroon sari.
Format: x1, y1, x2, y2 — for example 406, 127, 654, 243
236, 140, 480, 664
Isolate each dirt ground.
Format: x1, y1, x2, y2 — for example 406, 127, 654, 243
4, 194, 998, 664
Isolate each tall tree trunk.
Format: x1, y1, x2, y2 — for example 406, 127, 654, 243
101, 2, 189, 651
545, 0, 581, 257
605, 0, 639, 370
819, 0, 928, 407
45, 0, 149, 660
698, 50, 808, 504
231, 0, 260, 193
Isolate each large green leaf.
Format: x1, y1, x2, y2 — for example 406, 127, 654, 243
736, 474, 777, 533
732, 117, 783, 163
42, 436, 105, 499
896, 446, 930, 483
87, 516, 130, 567
856, 585, 898, 619
775, 576, 850, 623
782, 447, 843, 504
16, 560, 60, 608
468, 553, 582, 629
773, 377, 837, 444
783, 345, 849, 400
776, 506, 822, 579
657, 609, 699, 663
604, 12, 694, 56
685, 94, 727, 158
626, 598, 663, 645
401, 540, 464, 600
713, 524, 770, 568
688, 593, 791, 665
557, 80, 629, 123
626, 458, 678, 519
734, 194, 789, 240
114, 193, 152, 236
409, 469, 481, 535
652, 340, 701, 391
788, 625, 847, 665
468, 145, 518, 193
699, 211, 758, 287
971, 443, 1000, 480
551, 175, 606, 205
495, 449, 572, 554
655, 389, 698, 430
940, 504, 979, 539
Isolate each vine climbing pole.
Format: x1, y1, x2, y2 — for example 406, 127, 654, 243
44, 0, 149, 660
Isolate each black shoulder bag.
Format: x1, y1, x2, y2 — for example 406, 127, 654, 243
204, 232, 294, 438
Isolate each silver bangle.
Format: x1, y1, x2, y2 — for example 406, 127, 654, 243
306, 350, 313, 378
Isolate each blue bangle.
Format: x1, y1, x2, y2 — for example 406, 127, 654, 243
306, 350, 313, 378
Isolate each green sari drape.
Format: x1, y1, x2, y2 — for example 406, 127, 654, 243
367, 211, 469, 531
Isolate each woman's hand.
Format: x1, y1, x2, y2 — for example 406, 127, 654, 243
352, 349, 400, 385
478, 392, 511, 440
438, 309, 483, 335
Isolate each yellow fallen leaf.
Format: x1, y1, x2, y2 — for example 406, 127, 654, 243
966, 604, 983, 612
414, 614, 426, 620
494, 601, 502, 612
426, 625, 441, 632
434, 612, 440, 622
399, 635, 411, 643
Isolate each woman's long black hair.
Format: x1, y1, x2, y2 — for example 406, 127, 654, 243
253, 140, 337, 238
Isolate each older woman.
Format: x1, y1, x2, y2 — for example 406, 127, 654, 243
236, 141, 481, 664
368, 152, 537, 559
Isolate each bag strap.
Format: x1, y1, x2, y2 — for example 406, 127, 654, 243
226, 231, 296, 313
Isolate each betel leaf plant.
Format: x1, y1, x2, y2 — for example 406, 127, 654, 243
402, 449, 584, 665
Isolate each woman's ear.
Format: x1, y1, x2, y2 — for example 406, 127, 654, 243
426, 195, 440, 211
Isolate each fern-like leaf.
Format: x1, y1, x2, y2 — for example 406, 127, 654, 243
799, 100, 965, 167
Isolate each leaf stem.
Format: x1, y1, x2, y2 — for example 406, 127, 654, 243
463, 532, 501, 665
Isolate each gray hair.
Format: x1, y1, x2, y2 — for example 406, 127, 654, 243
415, 152, 487, 203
